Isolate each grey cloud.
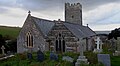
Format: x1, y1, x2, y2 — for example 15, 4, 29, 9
16, 0, 120, 12
0, 7, 9, 14
16, 0, 64, 11
78, 0, 120, 11
0, 0, 18, 8
0, 0, 120, 12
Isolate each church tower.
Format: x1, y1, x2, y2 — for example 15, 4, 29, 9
65, 3, 82, 25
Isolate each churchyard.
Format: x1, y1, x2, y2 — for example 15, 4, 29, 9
0, 35, 120, 66
0, 51, 79, 66
0, 37, 120, 66
0, 22, 120, 66
0, 47, 120, 66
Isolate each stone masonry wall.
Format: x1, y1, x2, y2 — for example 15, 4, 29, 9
47, 22, 79, 52
17, 15, 46, 53
65, 3, 82, 25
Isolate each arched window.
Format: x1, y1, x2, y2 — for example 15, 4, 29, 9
26, 32, 33, 48
55, 40, 58, 51
62, 40, 65, 52
55, 33, 65, 52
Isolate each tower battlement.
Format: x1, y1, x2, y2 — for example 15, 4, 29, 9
65, 3, 82, 9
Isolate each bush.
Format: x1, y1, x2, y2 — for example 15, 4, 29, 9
84, 51, 98, 64
17, 53, 27, 60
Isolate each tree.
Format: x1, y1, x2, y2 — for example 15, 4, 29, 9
6, 39, 17, 53
0, 34, 5, 53
108, 28, 120, 40
0, 34, 17, 54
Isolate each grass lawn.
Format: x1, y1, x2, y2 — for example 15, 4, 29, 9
111, 56, 120, 66
84, 51, 120, 66
0, 52, 79, 66
0, 51, 120, 66
0, 26, 21, 39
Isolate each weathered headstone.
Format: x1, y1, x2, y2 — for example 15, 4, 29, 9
37, 50, 44, 62
1, 45, 5, 55
7, 51, 12, 56
114, 37, 120, 56
27, 53, 33, 59
50, 52, 58, 61
62, 56, 73, 62
117, 37, 120, 51
75, 39, 89, 66
98, 54, 111, 66
110, 38, 117, 53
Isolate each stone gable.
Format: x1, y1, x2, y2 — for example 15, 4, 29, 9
46, 21, 79, 52
17, 14, 46, 53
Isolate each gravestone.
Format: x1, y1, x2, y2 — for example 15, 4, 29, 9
7, 51, 11, 55
50, 52, 58, 61
98, 54, 111, 66
80, 42, 84, 56
114, 37, 120, 56
37, 50, 44, 62
1, 45, 5, 55
110, 38, 117, 53
27, 53, 33, 59
117, 37, 120, 51
93, 37, 103, 53
75, 39, 89, 66
62, 56, 73, 62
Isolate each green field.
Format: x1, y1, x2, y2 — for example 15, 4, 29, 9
0, 26, 21, 39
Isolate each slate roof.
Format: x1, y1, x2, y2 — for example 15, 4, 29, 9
63, 23, 96, 38
31, 16, 96, 38
32, 16, 55, 37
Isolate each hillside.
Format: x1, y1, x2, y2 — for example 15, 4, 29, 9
94, 31, 111, 35
0, 26, 21, 39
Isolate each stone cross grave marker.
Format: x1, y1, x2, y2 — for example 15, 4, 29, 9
95, 37, 101, 49
75, 39, 89, 66
1, 45, 5, 55
77, 39, 84, 56
80, 42, 84, 56
98, 54, 111, 66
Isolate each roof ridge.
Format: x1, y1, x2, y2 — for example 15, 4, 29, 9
64, 22, 87, 27
31, 16, 53, 22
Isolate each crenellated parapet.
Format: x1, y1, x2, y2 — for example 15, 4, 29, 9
65, 3, 82, 10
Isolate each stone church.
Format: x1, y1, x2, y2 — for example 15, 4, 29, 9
17, 3, 96, 53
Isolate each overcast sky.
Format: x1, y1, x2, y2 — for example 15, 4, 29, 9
0, 0, 120, 31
